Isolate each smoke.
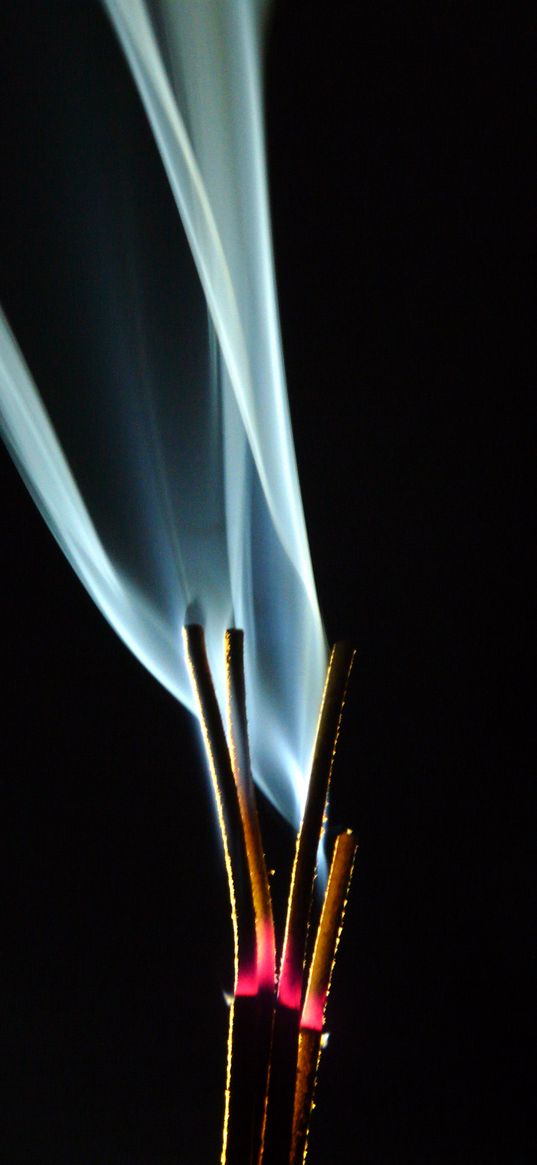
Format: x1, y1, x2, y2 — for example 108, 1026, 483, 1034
0, 1, 326, 825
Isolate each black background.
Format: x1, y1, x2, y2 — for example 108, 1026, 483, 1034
1, 3, 534, 1162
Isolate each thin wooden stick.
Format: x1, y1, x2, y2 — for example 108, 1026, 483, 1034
225, 629, 276, 1164
262, 643, 356, 1165
184, 629, 357, 1164
291, 830, 358, 1164
225, 629, 276, 994
279, 643, 356, 1012
182, 624, 257, 1164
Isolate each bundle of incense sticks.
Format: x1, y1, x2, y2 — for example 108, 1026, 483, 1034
183, 625, 357, 1165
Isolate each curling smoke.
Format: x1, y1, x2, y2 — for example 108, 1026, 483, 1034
0, 1, 326, 825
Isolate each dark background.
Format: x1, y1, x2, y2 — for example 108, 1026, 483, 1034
0, 3, 534, 1162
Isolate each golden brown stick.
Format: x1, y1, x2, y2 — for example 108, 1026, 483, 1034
262, 643, 356, 1165
182, 625, 257, 985
185, 629, 357, 1164
225, 629, 276, 994
279, 643, 356, 1012
225, 629, 276, 1164
291, 1030, 322, 1165
291, 830, 358, 1164
182, 625, 257, 1164
301, 830, 358, 1032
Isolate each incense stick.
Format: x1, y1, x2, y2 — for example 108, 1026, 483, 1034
262, 642, 356, 1164
291, 830, 358, 1164
182, 624, 257, 1164
225, 629, 276, 1163
182, 625, 257, 986
225, 629, 276, 994
184, 628, 357, 1164
279, 643, 356, 1012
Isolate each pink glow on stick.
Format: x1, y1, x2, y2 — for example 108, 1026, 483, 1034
236, 918, 276, 997
300, 990, 325, 1032
257, 916, 276, 994
277, 944, 302, 1012
236, 964, 258, 997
